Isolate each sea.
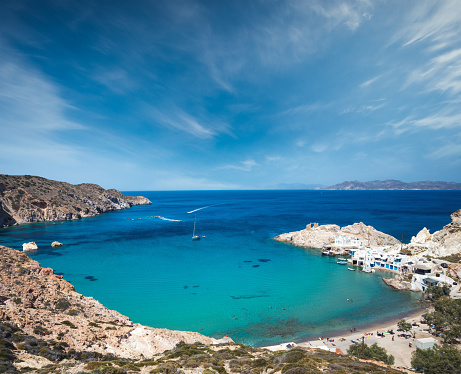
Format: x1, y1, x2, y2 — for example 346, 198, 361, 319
1, 190, 460, 347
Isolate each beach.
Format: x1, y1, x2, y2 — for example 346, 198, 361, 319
263, 308, 436, 369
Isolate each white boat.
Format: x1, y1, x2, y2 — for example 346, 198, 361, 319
336, 260, 347, 265
192, 214, 200, 241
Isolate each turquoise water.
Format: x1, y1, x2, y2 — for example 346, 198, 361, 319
1, 190, 460, 346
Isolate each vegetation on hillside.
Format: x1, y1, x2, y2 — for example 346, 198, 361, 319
0, 320, 409, 373
347, 341, 395, 365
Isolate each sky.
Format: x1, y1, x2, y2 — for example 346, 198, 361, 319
1, 0, 461, 190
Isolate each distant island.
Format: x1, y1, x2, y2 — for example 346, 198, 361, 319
317, 179, 461, 190
0, 174, 152, 228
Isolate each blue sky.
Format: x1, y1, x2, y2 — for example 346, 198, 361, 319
1, 0, 461, 190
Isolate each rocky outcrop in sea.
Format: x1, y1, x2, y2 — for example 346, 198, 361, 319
274, 222, 399, 249
0, 246, 212, 360
0, 174, 152, 227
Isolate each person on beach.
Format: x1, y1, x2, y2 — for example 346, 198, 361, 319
350, 327, 353, 333
354, 326, 356, 332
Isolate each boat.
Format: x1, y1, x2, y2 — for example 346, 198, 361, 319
348, 267, 356, 271
336, 260, 347, 265
338, 258, 347, 262
192, 214, 200, 241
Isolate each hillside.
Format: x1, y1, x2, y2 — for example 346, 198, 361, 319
318, 179, 461, 190
0, 175, 151, 227
0, 245, 408, 373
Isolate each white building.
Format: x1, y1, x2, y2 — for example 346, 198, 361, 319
416, 338, 438, 350
334, 234, 368, 247
350, 248, 411, 273
411, 273, 456, 292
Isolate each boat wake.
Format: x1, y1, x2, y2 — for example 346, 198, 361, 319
157, 216, 182, 222
187, 205, 212, 214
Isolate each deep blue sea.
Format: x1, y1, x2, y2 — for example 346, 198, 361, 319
1, 190, 460, 346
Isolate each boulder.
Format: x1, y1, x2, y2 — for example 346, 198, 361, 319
23, 242, 38, 252
411, 227, 432, 244
51, 241, 63, 248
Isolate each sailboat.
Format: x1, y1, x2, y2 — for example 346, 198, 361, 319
192, 214, 200, 240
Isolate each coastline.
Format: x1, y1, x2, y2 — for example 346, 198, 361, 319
263, 306, 432, 368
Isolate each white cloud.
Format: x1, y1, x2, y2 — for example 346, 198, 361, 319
394, 2, 461, 96
341, 102, 385, 115
396, 0, 461, 48
311, 143, 328, 153
428, 143, 461, 160
92, 67, 139, 94
218, 159, 259, 172
389, 111, 461, 134
147, 105, 232, 140
265, 155, 283, 162
360, 75, 381, 88
0, 59, 85, 135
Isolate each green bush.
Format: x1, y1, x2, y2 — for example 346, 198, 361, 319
347, 342, 395, 365
61, 320, 77, 329
55, 298, 71, 311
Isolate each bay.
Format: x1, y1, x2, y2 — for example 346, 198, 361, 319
1, 190, 460, 346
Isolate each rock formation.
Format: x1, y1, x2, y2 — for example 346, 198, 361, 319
22, 242, 38, 252
274, 222, 399, 249
386, 209, 461, 258
51, 241, 63, 248
0, 174, 152, 228
0, 246, 212, 359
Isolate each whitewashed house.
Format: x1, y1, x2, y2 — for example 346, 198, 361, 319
334, 234, 368, 247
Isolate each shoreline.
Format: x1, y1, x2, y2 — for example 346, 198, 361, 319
263, 306, 432, 369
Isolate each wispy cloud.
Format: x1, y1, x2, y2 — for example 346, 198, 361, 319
395, 0, 461, 48
0, 50, 85, 139
218, 159, 259, 172
360, 75, 381, 88
147, 105, 232, 140
310, 0, 373, 31
92, 67, 139, 94
341, 101, 386, 115
389, 111, 461, 133
428, 142, 461, 160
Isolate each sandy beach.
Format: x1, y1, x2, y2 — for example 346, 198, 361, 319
263, 308, 438, 370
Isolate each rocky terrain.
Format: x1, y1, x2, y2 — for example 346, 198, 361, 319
0, 174, 151, 227
386, 209, 461, 259
318, 179, 461, 190
0, 246, 212, 361
274, 222, 400, 249
0, 245, 409, 373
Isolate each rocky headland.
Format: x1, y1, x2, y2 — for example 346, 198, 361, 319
386, 209, 461, 258
0, 245, 212, 361
0, 174, 151, 228
274, 222, 400, 250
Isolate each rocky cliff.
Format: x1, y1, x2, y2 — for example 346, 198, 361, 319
274, 222, 399, 249
391, 209, 461, 258
0, 245, 212, 361
0, 174, 151, 227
